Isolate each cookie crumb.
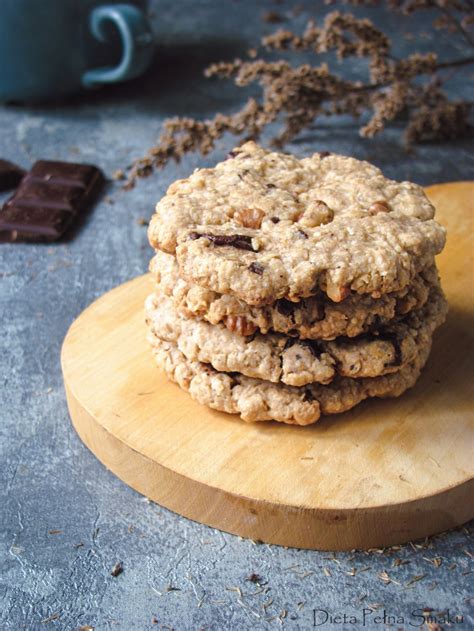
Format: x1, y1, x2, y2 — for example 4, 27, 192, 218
262, 10, 284, 23
110, 561, 123, 577
112, 169, 126, 181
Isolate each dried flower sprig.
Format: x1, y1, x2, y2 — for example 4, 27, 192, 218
125, 1, 473, 186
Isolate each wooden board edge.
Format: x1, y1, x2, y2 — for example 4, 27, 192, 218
425, 180, 474, 193
64, 379, 474, 551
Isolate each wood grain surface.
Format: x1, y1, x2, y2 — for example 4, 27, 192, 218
61, 182, 474, 551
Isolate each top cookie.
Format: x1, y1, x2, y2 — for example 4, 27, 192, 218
148, 142, 446, 306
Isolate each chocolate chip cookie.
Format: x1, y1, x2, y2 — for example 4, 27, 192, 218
148, 335, 433, 425
146, 286, 447, 387
148, 142, 445, 305
150, 251, 437, 340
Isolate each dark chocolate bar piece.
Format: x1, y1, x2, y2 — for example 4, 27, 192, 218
0, 160, 104, 242
0, 159, 26, 192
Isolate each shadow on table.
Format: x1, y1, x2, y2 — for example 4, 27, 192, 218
5, 36, 249, 117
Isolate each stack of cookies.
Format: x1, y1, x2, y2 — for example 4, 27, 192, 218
145, 142, 447, 425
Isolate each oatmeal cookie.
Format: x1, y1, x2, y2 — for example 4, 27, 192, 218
148, 336, 432, 425
148, 142, 445, 305
150, 251, 438, 340
145, 286, 447, 387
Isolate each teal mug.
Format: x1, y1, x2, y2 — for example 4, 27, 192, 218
0, 0, 155, 102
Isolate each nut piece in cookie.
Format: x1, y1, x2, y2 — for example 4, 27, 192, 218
224, 315, 258, 337
297, 200, 334, 227
234, 207, 265, 229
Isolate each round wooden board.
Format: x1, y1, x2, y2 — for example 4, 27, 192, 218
61, 182, 474, 551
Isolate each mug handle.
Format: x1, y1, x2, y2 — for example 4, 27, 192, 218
82, 4, 154, 88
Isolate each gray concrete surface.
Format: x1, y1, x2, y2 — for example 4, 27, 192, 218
1, 1, 473, 629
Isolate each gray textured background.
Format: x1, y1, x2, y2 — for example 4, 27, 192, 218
1, 1, 473, 630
